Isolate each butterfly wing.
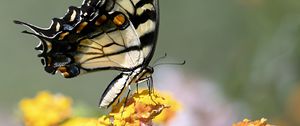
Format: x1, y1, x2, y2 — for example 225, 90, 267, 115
75, 20, 144, 72
14, 1, 145, 78
15, 0, 159, 108
111, 0, 160, 66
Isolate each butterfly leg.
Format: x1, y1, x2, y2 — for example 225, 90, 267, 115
121, 85, 131, 117
147, 77, 157, 105
146, 76, 154, 94
136, 83, 139, 94
124, 85, 132, 106
150, 76, 154, 94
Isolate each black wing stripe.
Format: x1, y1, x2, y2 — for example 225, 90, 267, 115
135, 0, 154, 8
89, 38, 105, 47
139, 30, 157, 46
102, 42, 123, 48
80, 45, 140, 64
77, 51, 103, 55
131, 10, 156, 28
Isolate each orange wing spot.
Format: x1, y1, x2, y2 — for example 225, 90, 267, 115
47, 57, 52, 66
62, 72, 70, 78
46, 42, 52, 52
76, 22, 88, 33
59, 32, 69, 40
58, 67, 67, 73
113, 14, 126, 26
58, 67, 70, 78
95, 15, 107, 26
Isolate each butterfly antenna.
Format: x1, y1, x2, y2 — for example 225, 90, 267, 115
153, 60, 186, 68
152, 53, 167, 65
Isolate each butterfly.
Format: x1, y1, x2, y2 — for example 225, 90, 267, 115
14, 0, 159, 108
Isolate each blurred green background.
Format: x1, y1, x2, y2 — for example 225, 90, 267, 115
1, 0, 300, 125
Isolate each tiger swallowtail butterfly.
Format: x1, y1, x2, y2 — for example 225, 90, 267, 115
14, 0, 159, 108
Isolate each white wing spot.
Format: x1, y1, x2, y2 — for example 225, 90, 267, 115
137, 3, 154, 16
55, 23, 60, 31
70, 10, 77, 22
136, 20, 156, 37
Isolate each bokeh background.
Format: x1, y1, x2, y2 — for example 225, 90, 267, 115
1, 0, 300, 125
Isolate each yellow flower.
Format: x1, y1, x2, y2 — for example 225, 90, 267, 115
19, 91, 72, 126
153, 91, 181, 124
98, 116, 112, 126
233, 118, 275, 126
19, 89, 180, 126
108, 89, 180, 126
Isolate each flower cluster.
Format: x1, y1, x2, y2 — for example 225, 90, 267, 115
19, 91, 72, 126
19, 90, 276, 126
61, 117, 104, 126
107, 90, 180, 125
19, 89, 180, 126
233, 118, 274, 126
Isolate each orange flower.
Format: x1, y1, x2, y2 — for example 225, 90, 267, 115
153, 91, 181, 124
108, 89, 180, 126
233, 118, 275, 126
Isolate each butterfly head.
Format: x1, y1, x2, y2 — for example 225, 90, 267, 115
137, 66, 154, 82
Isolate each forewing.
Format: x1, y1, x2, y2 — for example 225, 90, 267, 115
14, 1, 144, 78
75, 21, 144, 72
115, 0, 160, 65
